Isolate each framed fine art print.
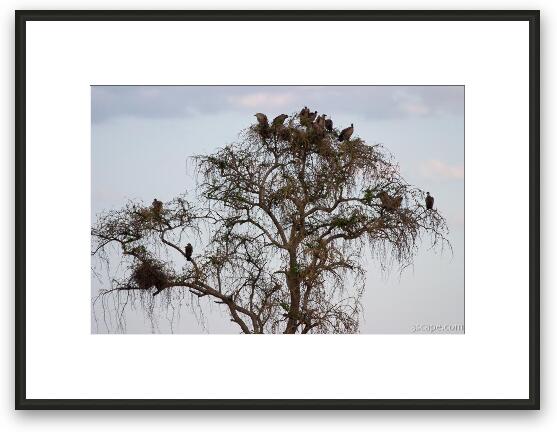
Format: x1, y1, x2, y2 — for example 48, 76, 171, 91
15, 10, 540, 409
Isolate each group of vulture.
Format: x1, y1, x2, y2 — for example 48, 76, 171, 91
254, 106, 355, 142
254, 108, 436, 211
377, 191, 435, 212
147, 189, 432, 269
151, 198, 193, 261
148, 104, 434, 266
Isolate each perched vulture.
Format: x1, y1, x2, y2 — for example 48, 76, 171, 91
307, 111, 318, 122
325, 118, 333, 132
392, 196, 403, 209
316, 114, 327, 128
185, 243, 193, 261
272, 114, 288, 127
299, 107, 314, 126
312, 121, 325, 135
152, 198, 163, 214
254, 113, 269, 126
377, 191, 390, 209
377, 192, 402, 211
425, 192, 434, 210
338, 123, 354, 142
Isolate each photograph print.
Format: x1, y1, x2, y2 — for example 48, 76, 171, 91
91, 85, 464, 335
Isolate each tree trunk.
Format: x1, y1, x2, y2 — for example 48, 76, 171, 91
285, 252, 301, 334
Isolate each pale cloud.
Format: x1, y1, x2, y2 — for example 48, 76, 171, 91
393, 89, 431, 116
227, 92, 295, 109
399, 101, 430, 115
420, 159, 464, 180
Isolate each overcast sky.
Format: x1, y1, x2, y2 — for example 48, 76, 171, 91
91, 85, 464, 334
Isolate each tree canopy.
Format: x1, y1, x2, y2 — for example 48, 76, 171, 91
92, 108, 449, 334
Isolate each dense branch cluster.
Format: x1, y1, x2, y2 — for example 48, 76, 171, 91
92, 108, 449, 334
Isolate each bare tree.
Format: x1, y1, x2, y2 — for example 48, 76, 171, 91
92, 109, 449, 334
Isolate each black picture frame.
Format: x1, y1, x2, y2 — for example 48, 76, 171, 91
15, 9, 540, 410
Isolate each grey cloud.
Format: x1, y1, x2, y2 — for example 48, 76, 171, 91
92, 85, 464, 124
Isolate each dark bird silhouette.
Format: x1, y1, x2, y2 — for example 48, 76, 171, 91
185, 243, 193, 261
316, 114, 327, 128
272, 114, 288, 127
425, 192, 434, 210
153, 280, 165, 296
254, 113, 268, 126
338, 123, 354, 142
325, 118, 333, 132
152, 198, 163, 214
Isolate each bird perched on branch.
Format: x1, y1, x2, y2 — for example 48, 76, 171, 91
299, 106, 310, 118
325, 117, 333, 132
185, 243, 193, 262
299, 107, 319, 126
392, 195, 403, 209
377, 192, 402, 211
339, 123, 354, 142
152, 198, 163, 215
272, 114, 288, 128
425, 192, 434, 210
254, 113, 268, 127
312, 117, 325, 134
377, 192, 390, 209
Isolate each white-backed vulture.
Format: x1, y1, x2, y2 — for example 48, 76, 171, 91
377, 192, 402, 211
152, 198, 163, 214
299, 106, 310, 118
254, 113, 268, 126
272, 114, 288, 127
185, 243, 193, 261
425, 192, 434, 210
338, 123, 354, 142
307, 111, 318, 122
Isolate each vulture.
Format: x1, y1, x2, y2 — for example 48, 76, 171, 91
185, 243, 193, 261
152, 198, 163, 214
272, 114, 288, 127
254, 113, 269, 127
299, 106, 310, 118
307, 111, 318, 122
338, 123, 354, 142
377, 191, 390, 209
312, 121, 325, 136
425, 192, 434, 210
377, 192, 402, 211
392, 195, 403, 209
313, 114, 324, 128
324, 118, 333, 132
316, 114, 327, 128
